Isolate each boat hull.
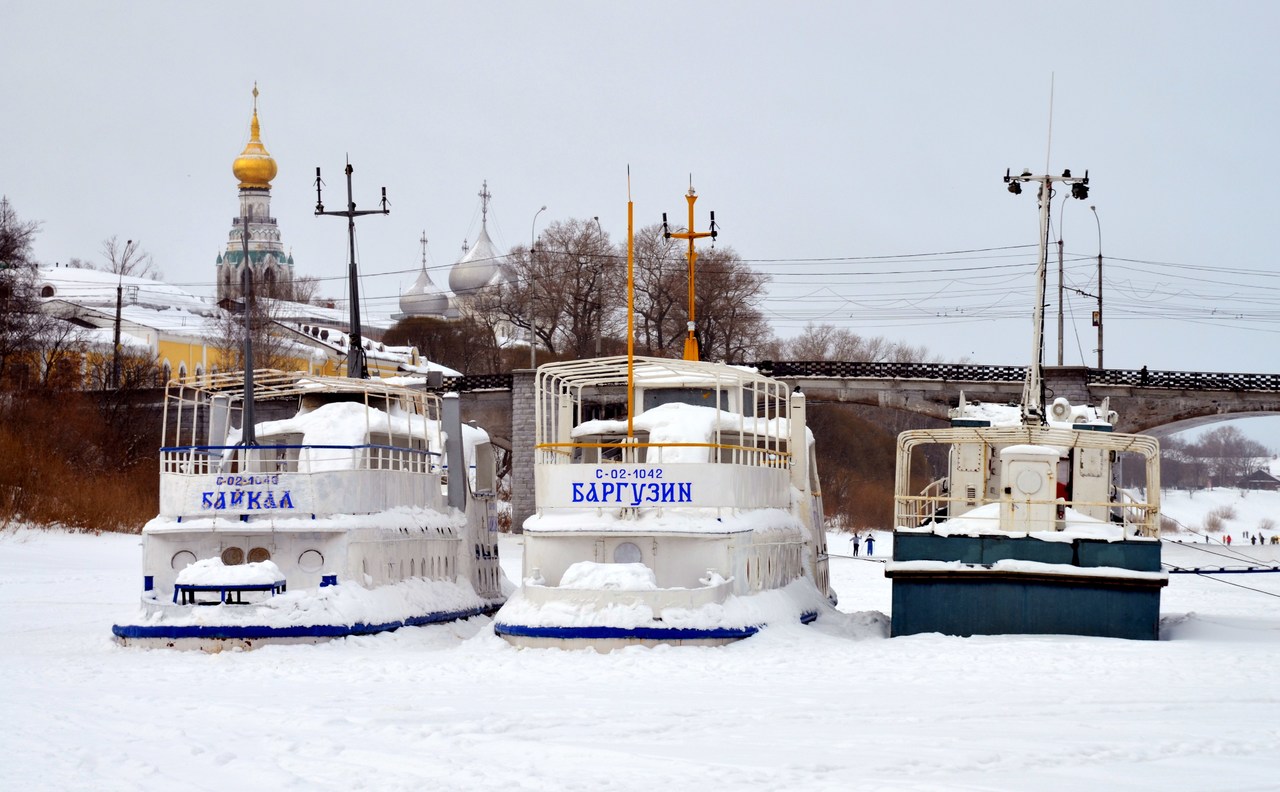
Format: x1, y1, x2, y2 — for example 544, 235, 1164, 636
887, 532, 1166, 640
494, 610, 818, 651
112, 601, 499, 651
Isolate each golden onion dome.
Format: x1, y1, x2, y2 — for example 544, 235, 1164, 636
232, 85, 277, 189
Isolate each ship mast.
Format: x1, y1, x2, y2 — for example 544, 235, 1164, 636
662, 179, 717, 362
1003, 167, 1090, 424
314, 161, 390, 379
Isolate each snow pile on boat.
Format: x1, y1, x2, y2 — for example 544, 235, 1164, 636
175, 558, 283, 586
127, 576, 492, 630
904, 502, 1134, 541
559, 562, 658, 590
885, 558, 1168, 582
572, 401, 810, 463
496, 578, 831, 631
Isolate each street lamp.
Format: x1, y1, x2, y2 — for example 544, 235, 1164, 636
1090, 205, 1103, 370
529, 205, 546, 367
1003, 167, 1091, 424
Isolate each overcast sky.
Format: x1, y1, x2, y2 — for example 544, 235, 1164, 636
4, 2, 1278, 442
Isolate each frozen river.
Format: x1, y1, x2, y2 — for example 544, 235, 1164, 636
1, 524, 1277, 791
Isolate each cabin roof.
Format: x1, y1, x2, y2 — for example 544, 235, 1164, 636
165, 369, 435, 405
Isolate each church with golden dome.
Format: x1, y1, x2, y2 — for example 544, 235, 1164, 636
216, 85, 295, 303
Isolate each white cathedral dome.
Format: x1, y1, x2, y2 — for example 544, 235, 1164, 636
447, 223, 504, 297
399, 265, 450, 318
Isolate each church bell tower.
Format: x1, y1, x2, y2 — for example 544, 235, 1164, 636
216, 84, 294, 303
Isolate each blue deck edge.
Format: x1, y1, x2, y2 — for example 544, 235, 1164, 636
493, 610, 818, 641
112, 604, 496, 641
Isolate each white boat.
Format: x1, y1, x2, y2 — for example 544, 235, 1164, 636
112, 370, 507, 650
493, 355, 836, 649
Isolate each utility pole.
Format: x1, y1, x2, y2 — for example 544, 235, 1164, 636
529, 205, 546, 368
1003, 167, 1091, 424
662, 182, 717, 362
1056, 235, 1065, 366
111, 239, 131, 389
315, 161, 389, 379
1091, 205, 1103, 369
239, 218, 257, 446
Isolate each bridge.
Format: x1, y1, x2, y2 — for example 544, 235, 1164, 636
750, 362, 1280, 434
442, 362, 1280, 436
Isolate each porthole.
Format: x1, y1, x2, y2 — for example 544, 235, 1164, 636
171, 550, 197, 570
298, 549, 324, 572
248, 547, 271, 563
613, 542, 643, 564
221, 547, 245, 565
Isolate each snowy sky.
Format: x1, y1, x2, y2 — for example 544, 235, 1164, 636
5, 2, 1279, 380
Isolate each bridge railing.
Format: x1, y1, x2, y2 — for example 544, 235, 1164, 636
1088, 369, 1280, 391
756, 361, 1030, 382
420, 364, 1280, 393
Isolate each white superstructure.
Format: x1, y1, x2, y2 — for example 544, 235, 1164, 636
114, 370, 506, 649
494, 355, 835, 649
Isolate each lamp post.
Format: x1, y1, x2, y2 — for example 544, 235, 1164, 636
1003, 167, 1091, 424
1090, 205, 1103, 370
529, 205, 546, 368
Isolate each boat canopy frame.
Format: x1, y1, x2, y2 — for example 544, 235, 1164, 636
161, 369, 444, 454
894, 425, 1162, 537
533, 356, 795, 467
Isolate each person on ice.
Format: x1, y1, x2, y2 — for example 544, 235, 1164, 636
865, 534, 875, 556
851, 534, 861, 556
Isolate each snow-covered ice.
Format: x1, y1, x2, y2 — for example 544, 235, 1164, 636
2, 501, 1279, 791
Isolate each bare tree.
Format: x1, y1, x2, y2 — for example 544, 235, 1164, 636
100, 236, 160, 280
286, 274, 322, 305
0, 272, 43, 388
631, 224, 685, 356
691, 246, 772, 363
384, 315, 500, 375
1191, 426, 1270, 485
31, 316, 88, 389
774, 322, 935, 363
478, 218, 621, 360
206, 299, 301, 372
1, 200, 45, 386
0, 196, 41, 271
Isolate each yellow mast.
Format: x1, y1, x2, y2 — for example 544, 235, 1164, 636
626, 167, 636, 438
664, 182, 716, 361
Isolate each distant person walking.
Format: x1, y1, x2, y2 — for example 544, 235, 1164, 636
1226, 534, 1232, 546
851, 534, 861, 556
865, 534, 875, 557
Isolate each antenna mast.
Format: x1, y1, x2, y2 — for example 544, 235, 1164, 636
1003, 166, 1091, 424
314, 160, 390, 379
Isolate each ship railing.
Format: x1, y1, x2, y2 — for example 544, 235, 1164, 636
914, 478, 949, 524
161, 444, 442, 476
894, 492, 1161, 537
537, 441, 791, 469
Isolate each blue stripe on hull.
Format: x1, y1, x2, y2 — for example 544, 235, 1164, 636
494, 610, 818, 642
112, 604, 496, 642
